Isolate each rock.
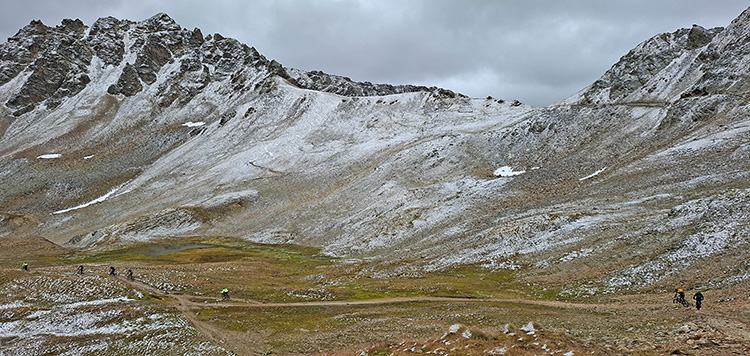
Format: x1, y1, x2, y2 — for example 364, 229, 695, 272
87, 16, 128, 65
189, 28, 204, 46
520, 322, 536, 335
60, 18, 85, 30
686, 25, 715, 49
135, 40, 172, 84
112, 63, 143, 96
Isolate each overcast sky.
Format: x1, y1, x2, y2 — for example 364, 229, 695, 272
2, 1, 748, 106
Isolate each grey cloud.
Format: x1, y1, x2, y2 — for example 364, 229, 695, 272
1, 0, 748, 106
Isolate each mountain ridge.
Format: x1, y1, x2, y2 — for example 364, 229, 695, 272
1, 9, 749, 295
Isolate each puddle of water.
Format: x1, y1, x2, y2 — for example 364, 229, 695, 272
134, 244, 213, 257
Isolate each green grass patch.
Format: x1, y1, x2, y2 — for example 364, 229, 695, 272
50, 237, 533, 304
197, 305, 349, 334
339, 263, 523, 300
58, 236, 333, 266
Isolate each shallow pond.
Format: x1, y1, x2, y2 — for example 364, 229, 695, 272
134, 244, 213, 257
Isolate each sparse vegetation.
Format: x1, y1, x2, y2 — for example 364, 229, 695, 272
2, 236, 748, 355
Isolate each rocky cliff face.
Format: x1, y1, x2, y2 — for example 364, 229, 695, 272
1, 9, 748, 293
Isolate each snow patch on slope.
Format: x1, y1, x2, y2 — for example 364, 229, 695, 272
52, 182, 128, 215
494, 166, 526, 177
37, 153, 62, 159
579, 167, 606, 181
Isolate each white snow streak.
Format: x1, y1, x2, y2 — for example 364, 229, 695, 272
59, 297, 133, 310
181, 121, 206, 127
37, 154, 62, 159
52, 183, 127, 215
579, 167, 606, 181
494, 166, 526, 177
0, 301, 26, 310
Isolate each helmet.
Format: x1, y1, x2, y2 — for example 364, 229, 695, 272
677, 289, 683, 293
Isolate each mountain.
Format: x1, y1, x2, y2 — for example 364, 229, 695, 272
1, 9, 749, 296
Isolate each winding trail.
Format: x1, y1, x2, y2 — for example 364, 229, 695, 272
13, 269, 750, 355
174, 294, 610, 311
116, 275, 631, 355
118, 277, 266, 356
173, 294, 267, 356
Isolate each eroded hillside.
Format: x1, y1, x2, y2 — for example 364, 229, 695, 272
0, 9, 748, 297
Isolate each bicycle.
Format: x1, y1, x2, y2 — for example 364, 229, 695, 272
673, 295, 690, 307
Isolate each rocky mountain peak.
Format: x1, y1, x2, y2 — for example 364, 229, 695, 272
138, 12, 181, 33
566, 7, 750, 106
571, 25, 723, 105
1, 13, 455, 117
12, 19, 50, 37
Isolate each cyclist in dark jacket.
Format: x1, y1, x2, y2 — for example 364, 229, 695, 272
693, 291, 704, 310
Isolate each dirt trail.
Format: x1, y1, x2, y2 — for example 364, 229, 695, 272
176, 294, 748, 354
166, 291, 750, 355
116, 276, 646, 355
174, 294, 626, 310
119, 277, 267, 356
174, 294, 268, 356
10, 269, 750, 355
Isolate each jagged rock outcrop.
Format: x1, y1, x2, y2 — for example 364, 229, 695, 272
575, 25, 723, 105
284, 67, 462, 97
108, 63, 142, 96
1, 13, 448, 118
2, 18, 93, 114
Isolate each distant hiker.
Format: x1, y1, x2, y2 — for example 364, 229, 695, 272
21, 262, 28, 272
127, 269, 134, 281
78, 265, 84, 274
109, 266, 116, 276
693, 291, 704, 310
221, 288, 229, 300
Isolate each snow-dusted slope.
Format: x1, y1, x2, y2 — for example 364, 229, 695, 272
1, 9, 749, 292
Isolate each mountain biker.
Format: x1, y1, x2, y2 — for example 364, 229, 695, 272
221, 288, 229, 300
673, 289, 688, 307
109, 266, 116, 276
693, 291, 704, 310
21, 262, 28, 271
78, 265, 84, 274
127, 269, 134, 281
